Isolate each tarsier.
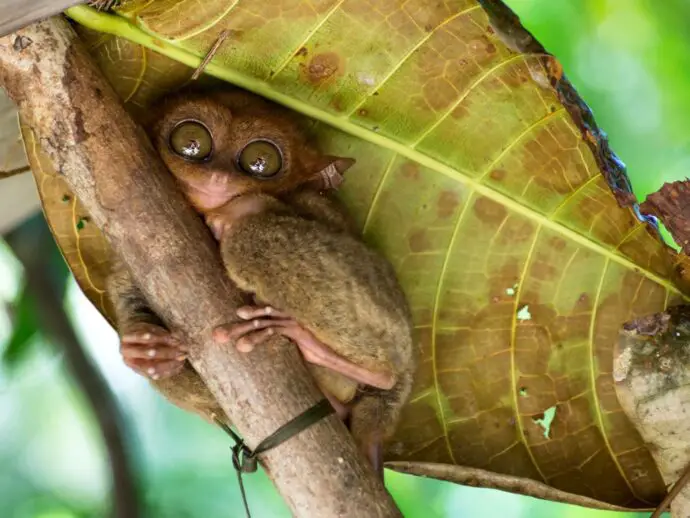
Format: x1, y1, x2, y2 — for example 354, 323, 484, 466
107, 88, 416, 472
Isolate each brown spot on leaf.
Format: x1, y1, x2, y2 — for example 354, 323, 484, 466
305, 52, 341, 85
489, 168, 506, 182
450, 101, 471, 121
437, 190, 460, 219
575, 293, 591, 312
296, 47, 308, 57
473, 197, 507, 225
330, 95, 345, 112
549, 237, 567, 251
401, 162, 420, 181
408, 229, 432, 253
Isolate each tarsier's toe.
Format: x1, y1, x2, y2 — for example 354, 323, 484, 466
124, 357, 185, 380
213, 321, 279, 351
235, 328, 276, 352
212, 307, 294, 349
120, 342, 186, 361
236, 305, 290, 320
119, 323, 188, 380
121, 323, 187, 349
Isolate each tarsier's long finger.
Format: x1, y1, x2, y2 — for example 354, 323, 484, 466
212, 317, 290, 344
236, 305, 291, 320
124, 357, 185, 380
234, 328, 277, 353
280, 325, 397, 391
121, 327, 188, 351
120, 343, 186, 361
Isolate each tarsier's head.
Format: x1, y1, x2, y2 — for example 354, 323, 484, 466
147, 88, 355, 212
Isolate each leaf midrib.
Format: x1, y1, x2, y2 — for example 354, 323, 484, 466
66, 5, 683, 298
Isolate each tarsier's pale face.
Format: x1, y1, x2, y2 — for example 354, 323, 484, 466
148, 89, 350, 212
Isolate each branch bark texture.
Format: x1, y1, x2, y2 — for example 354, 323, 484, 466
614, 308, 690, 518
0, 17, 400, 517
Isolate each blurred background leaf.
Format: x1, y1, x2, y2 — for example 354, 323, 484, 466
2, 216, 71, 370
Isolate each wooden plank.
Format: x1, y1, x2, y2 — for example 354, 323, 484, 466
0, 0, 85, 38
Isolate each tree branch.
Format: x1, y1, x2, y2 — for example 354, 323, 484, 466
386, 462, 628, 512
5, 214, 142, 518
0, 16, 400, 517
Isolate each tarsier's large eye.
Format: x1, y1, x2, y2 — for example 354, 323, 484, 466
238, 140, 282, 178
169, 120, 213, 161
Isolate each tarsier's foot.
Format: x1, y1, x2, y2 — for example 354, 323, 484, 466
120, 323, 188, 380
212, 305, 396, 390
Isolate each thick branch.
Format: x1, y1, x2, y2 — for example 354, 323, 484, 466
5, 215, 142, 518
0, 17, 399, 517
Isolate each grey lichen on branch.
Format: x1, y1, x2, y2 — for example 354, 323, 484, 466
614, 306, 690, 518
0, 15, 400, 518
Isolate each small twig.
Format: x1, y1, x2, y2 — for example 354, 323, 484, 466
191, 29, 230, 81
0, 165, 30, 178
386, 461, 629, 512
651, 463, 690, 518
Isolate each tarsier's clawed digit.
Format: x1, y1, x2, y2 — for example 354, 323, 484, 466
119, 322, 188, 380
213, 305, 397, 391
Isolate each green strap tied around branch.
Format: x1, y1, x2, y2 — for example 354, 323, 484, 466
214, 398, 336, 518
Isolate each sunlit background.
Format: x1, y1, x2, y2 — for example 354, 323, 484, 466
2, 0, 686, 516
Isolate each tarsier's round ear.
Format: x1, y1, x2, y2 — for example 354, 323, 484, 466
307, 156, 356, 191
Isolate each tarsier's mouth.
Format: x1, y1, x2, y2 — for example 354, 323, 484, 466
177, 177, 242, 212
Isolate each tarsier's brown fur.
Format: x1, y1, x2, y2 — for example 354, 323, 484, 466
107, 88, 416, 469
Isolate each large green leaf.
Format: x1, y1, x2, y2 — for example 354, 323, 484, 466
25, 0, 690, 508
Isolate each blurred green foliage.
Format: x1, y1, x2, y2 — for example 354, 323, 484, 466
1, 0, 685, 516
509, 0, 690, 201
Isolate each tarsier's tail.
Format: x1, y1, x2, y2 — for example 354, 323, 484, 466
349, 370, 414, 476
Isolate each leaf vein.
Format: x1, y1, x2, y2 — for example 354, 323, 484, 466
430, 190, 475, 465
346, 4, 482, 116
509, 224, 547, 482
